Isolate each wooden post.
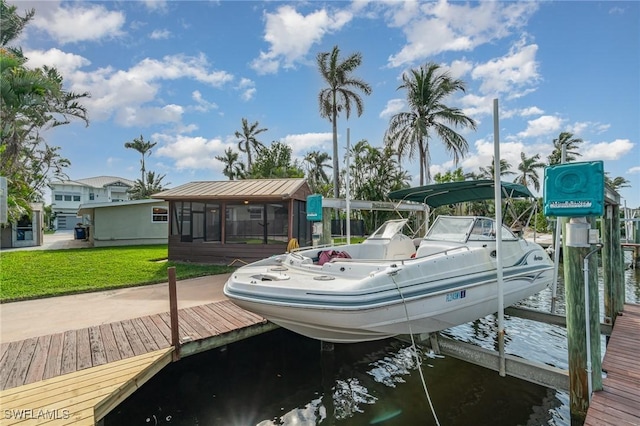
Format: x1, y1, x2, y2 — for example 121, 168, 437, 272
563, 217, 603, 424
602, 205, 617, 325
611, 205, 625, 315
321, 207, 332, 245
168, 266, 181, 361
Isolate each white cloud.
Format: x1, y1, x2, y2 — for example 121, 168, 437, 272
628, 166, 640, 174
149, 29, 171, 40
24, 48, 90, 76
581, 139, 634, 161
518, 115, 564, 138
379, 99, 405, 119
251, 5, 353, 74
386, 1, 538, 67
115, 104, 184, 127
156, 135, 228, 170
280, 133, 333, 157
191, 91, 218, 112
471, 41, 540, 97
519, 106, 544, 116
568, 121, 611, 136
62, 54, 234, 123
31, 3, 125, 44
237, 78, 257, 101
143, 1, 168, 13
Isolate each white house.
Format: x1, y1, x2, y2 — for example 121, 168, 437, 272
77, 199, 168, 247
50, 176, 135, 230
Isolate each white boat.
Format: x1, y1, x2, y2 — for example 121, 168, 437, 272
223, 213, 554, 343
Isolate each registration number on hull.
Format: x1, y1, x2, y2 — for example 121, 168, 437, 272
445, 289, 466, 302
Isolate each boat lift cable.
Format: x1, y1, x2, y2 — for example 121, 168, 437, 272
389, 270, 441, 426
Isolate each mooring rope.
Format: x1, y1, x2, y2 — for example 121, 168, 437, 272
390, 272, 441, 426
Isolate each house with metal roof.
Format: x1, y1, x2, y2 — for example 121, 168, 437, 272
50, 176, 135, 230
152, 178, 313, 264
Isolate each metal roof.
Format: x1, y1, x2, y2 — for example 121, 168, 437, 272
53, 176, 135, 188
151, 178, 309, 201
388, 180, 534, 208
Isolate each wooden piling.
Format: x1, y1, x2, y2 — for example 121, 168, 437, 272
168, 267, 180, 361
563, 217, 603, 424
602, 205, 625, 325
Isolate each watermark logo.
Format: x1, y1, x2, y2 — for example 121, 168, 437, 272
3, 409, 71, 420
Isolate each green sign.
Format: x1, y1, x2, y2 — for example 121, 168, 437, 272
306, 194, 323, 221
543, 161, 604, 217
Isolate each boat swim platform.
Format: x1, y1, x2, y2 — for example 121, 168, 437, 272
585, 303, 640, 426
0, 299, 276, 424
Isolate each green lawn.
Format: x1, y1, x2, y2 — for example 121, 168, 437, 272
0, 245, 234, 302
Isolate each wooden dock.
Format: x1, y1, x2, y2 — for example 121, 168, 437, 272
585, 303, 640, 425
0, 299, 276, 424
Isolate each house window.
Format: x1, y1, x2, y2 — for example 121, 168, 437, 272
64, 195, 72, 201
73, 195, 81, 202
54, 194, 63, 201
89, 193, 95, 200
248, 207, 263, 220
152, 206, 168, 222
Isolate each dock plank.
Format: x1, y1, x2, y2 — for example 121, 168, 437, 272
24, 334, 52, 384
89, 326, 108, 367
139, 315, 170, 349
99, 324, 121, 364
60, 330, 77, 375
586, 303, 640, 426
119, 320, 147, 356
110, 322, 135, 360
131, 317, 160, 353
3, 337, 37, 389
43, 333, 64, 380
76, 328, 93, 371
0, 341, 24, 389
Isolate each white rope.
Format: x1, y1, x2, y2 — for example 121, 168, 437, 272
390, 273, 441, 426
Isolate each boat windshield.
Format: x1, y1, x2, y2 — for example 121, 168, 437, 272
425, 217, 475, 242
368, 219, 408, 240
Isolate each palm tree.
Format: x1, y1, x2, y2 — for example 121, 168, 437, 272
235, 118, 267, 172
548, 132, 583, 165
317, 45, 372, 198
128, 171, 169, 200
385, 62, 476, 186
215, 147, 245, 180
124, 135, 157, 187
514, 152, 545, 192
605, 173, 630, 191
303, 150, 332, 193
478, 156, 515, 180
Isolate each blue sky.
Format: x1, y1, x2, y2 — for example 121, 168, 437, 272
10, 0, 640, 208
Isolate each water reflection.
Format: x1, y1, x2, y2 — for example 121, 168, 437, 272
105, 268, 638, 426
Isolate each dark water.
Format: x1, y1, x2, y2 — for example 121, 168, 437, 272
105, 267, 639, 426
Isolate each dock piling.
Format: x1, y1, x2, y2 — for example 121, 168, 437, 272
168, 267, 181, 361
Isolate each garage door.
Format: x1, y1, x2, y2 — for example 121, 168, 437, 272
57, 215, 77, 230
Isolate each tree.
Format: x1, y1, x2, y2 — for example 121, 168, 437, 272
434, 167, 467, 183
215, 147, 245, 180
605, 173, 630, 191
128, 171, 169, 200
235, 118, 267, 173
124, 135, 157, 187
317, 45, 372, 199
385, 62, 476, 186
249, 142, 304, 179
514, 152, 545, 192
1, 0, 89, 222
303, 150, 332, 194
478, 157, 515, 180
548, 132, 583, 165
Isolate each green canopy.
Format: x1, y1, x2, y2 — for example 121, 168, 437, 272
387, 180, 534, 208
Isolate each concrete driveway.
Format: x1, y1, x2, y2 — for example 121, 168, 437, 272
0, 273, 233, 343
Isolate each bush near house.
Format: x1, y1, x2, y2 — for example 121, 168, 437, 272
0, 245, 234, 302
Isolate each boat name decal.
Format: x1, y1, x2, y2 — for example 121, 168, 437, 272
445, 289, 466, 302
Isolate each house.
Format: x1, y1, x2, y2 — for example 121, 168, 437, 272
0, 202, 44, 249
50, 176, 135, 230
152, 178, 313, 264
78, 199, 168, 247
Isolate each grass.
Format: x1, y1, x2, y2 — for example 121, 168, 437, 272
0, 245, 234, 302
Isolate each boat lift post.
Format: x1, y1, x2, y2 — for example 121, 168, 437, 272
493, 98, 506, 377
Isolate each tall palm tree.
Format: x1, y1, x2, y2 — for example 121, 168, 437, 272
317, 45, 372, 198
124, 135, 157, 187
385, 62, 476, 186
215, 147, 245, 180
548, 132, 583, 165
303, 150, 332, 193
478, 156, 515, 180
514, 152, 545, 192
605, 173, 630, 191
235, 118, 267, 172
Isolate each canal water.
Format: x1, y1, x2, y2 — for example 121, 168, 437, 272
105, 267, 639, 426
